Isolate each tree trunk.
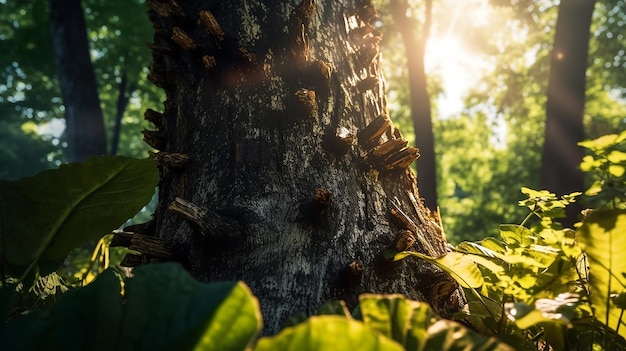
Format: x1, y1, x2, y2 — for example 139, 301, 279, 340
390, 0, 437, 210
143, 0, 463, 334
541, 0, 596, 226
49, 0, 107, 162
110, 70, 134, 156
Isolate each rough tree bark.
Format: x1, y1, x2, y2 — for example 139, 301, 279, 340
390, 0, 437, 211
137, 0, 463, 333
49, 0, 107, 162
541, 0, 596, 226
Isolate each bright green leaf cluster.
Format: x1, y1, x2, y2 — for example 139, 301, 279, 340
393, 186, 626, 350
579, 130, 626, 207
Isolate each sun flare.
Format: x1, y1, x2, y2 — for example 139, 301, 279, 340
420, 0, 493, 118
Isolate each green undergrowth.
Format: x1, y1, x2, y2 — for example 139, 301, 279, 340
1, 130, 625, 350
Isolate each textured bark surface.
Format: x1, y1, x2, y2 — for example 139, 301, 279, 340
144, 0, 463, 333
541, 0, 596, 226
49, 0, 107, 162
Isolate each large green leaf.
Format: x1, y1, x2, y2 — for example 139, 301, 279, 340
394, 251, 484, 288
0, 263, 262, 351
578, 209, 626, 339
123, 265, 262, 351
423, 320, 514, 351
359, 294, 433, 350
0, 156, 158, 276
254, 315, 403, 351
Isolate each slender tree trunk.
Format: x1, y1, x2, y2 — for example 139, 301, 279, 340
49, 0, 107, 162
390, 0, 437, 210
141, 0, 463, 334
110, 70, 134, 156
541, 0, 596, 226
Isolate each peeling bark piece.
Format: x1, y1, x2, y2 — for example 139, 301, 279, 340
358, 114, 390, 151
199, 10, 224, 43
128, 234, 172, 259
147, 0, 170, 17
168, 197, 240, 237
171, 27, 197, 51
120, 253, 144, 267
147, 0, 184, 17
142, 129, 166, 150
150, 151, 190, 168
167, 0, 185, 17
394, 229, 416, 251
371, 138, 407, 160
202, 55, 217, 70
146, 42, 173, 55
237, 48, 256, 64
384, 146, 420, 170
389, 198, 435, 253
144, 108, 164, 129
147, 71, 168, 89
113, 232, 172, 258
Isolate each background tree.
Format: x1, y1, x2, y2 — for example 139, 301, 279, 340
0, 0, 161, 177
384, 0, 626, 242
540, 0, 597, 226
389, 0, 438, 210
138, 0, 464, 333
49, 0, 107, 162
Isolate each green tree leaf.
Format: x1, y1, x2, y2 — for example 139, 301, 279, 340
254, 315, 403, 351
0, 263, 262, 351
358, 294, 434, 350
423, 320, 514, 351
122, 264, 261, 351
0, 156, 158, 276
578, 209, 626, 339
394, 251, 484, 288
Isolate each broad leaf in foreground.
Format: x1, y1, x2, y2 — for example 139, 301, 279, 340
254, 315, 403, 351
0, 263, 262, 351
578, 209, 626, 339
0, 156, 158, 276
359, 294, 433, 350
394, 251, 484, 289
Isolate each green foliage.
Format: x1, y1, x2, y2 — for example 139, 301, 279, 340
391, 251, 484, 289
3, 137, 626, 350
0, 0, 162, 174
256, 316, 405, 351
579, 130, 626, 208
578, 209, 626, 339
1, 263, 262, 351
394, 185, 626, 350
2, 262, 518, 351
0, 156, 157, 278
